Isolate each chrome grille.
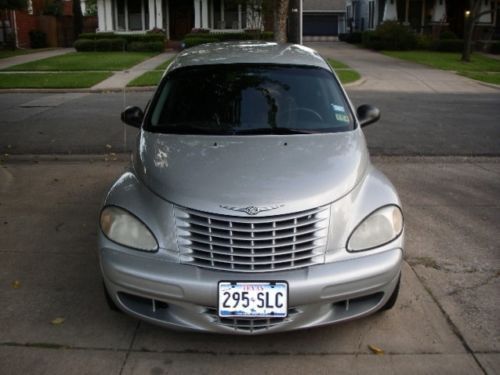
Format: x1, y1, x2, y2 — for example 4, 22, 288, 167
174, 205, 330, 272
204, 307, 300, 332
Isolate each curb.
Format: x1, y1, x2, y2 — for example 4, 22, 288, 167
344, 77, 366, 88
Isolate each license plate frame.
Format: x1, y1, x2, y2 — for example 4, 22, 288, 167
218, 281, 288, 318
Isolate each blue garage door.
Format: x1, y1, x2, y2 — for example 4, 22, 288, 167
303, 14, 338, 36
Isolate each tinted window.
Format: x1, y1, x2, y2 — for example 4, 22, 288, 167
147, 64, 354, 134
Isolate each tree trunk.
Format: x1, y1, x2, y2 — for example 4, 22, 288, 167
274, 0, 289, 43
73, 0, 83, 40
462, 1, 480, 62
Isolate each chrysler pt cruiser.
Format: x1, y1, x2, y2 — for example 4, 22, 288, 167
99, 42, 404, 334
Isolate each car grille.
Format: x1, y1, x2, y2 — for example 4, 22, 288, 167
204, 307, 301, 333
174, 205, 330, 272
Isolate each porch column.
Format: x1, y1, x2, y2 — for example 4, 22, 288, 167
201, 0, 209, 28
155, 0, 163, 29
431, 0, 446, 22
148, 0, 155, 29
194, 0, 201, 28
97, 0, 106, 31
237, 3, 242, 29
404, 0, 410, 24
165, 0, 170, 38
383, 0, 398, 21
478, 0, 493, 23
104, 0, 114, 31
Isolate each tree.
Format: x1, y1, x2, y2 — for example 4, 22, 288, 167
273, 0, 289, 43
73, 0, 83, 40
0, 0, 26, 49
462, 0, 498, 62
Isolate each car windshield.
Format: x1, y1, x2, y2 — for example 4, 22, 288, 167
147, 64, 354, 134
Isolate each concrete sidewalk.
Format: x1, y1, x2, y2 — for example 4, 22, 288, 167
0, 156, 498, 374
0, 48, 74, 70
91, 52, 176, 91
308, 41, 499, 93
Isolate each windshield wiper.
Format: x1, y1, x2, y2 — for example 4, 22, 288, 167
233, 127, 320, 135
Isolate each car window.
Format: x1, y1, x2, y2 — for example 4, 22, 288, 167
147, 64, 354, 134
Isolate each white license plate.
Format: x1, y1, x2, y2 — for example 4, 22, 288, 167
218, 281, 288, 318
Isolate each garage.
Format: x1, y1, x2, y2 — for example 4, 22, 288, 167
303, 13, 339, 36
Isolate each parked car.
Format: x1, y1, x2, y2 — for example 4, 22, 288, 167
99, 41, 404, 334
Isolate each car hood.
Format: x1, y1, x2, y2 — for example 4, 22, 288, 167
134, 130, 369, 216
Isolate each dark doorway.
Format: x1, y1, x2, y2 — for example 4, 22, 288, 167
169, 0, 194, 40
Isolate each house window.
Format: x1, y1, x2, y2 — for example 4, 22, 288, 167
368, 1, 375, 29
212, 0, 247, 30
114, 0, 149, 31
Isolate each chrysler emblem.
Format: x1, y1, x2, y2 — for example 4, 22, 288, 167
220, 204, 284, 215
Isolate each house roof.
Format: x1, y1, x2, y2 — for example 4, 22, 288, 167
168, 41, 331, 72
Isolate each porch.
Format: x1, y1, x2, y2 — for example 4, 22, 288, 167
96, 0, 263, 40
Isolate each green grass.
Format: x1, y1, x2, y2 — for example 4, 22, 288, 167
0, 72, 112, 89
0, 48, 53, 59
459, 71, 500, 85
128, 71, 164, 87
382, 51, 500, 84
4, 52, 157, 71
327, 59, 361, 84
127, 57, 174, 87
327, 59, 350, 69
336, 70, 362, 84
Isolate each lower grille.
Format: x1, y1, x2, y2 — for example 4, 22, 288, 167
204, 307, 300, 332
174, 205, 330, 272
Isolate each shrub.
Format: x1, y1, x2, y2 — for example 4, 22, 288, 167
490, 42, 500, 54
439, 30, 458, 40
74, 39, 95, 51
183, 31, 274, 48
430, 39, 464, 52
362, 21, 416, 50
339, 32, 362, 44
29, 30, 47, 48
415, 34, 433, 50
128, 41, 164, 52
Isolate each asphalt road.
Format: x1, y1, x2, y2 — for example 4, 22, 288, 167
0, 89, 499, 156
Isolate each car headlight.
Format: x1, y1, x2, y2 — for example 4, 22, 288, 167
347, 205, 403, 251
100, 206, 158, 251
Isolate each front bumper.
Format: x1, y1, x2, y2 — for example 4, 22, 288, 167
100, 246, 403, 334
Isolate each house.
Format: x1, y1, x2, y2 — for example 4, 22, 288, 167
345, 0, 500, 39
95, 0, 346, 41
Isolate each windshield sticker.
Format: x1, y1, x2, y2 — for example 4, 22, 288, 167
331, 104, 345, 112
335, 113, 350, 123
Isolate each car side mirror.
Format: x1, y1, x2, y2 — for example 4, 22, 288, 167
357, 104, 380, 127
121, 106, 144, 128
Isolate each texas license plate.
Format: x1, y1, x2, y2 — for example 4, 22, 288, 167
218, 281, 288, 318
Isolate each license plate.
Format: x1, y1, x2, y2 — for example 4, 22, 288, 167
218, 281, 288, 318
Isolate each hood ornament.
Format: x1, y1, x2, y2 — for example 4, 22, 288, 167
220, 204, 284, 216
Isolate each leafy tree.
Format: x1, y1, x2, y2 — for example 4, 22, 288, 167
73, 0, 83, 39
462, 0, 498, 62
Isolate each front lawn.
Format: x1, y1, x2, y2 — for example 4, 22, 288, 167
0, 72, 112, 89
4, 52, 157, 71
0, 48, 52, 59
128, 57, 174, 87
327, 59, 361, 84
382, 51, 500, 84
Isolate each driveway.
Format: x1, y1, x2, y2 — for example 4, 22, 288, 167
308, 42, 499, 93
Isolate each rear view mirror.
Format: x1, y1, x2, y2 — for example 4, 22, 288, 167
357, 105, 380, 127
121, 106, 144, 128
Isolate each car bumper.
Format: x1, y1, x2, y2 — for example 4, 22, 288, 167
101, 247, 402, 334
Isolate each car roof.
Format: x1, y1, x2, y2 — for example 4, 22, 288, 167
167, 41, 332, 72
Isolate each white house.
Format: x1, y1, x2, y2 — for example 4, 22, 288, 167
96, 0, 263, 39
96, 0, 347, 41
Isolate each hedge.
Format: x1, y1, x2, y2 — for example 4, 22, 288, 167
429, 39, 464, 52
362, 21, 417, 50
74, 38, 126, 52
78, 32, 164, 44
128, 41, 165, 52
339, 32, 362, 44
183, 31, 273, 48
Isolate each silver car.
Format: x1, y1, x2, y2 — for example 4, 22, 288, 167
99, 42, 404, 334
